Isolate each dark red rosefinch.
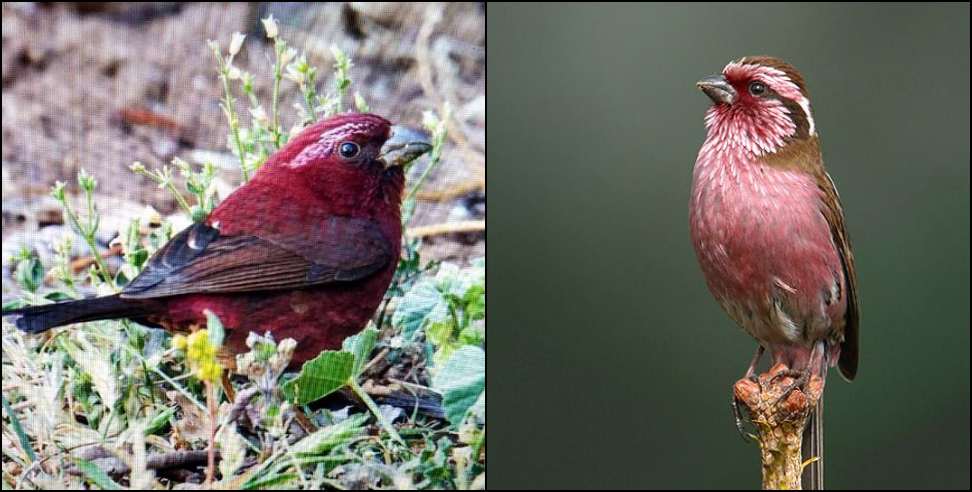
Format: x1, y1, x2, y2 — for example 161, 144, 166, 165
3, 113, 431, 366
690, 57, 859, 488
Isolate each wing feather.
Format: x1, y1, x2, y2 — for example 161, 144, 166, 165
121, 217, 392, 299
763, 136, 860, 379
816, 170, 860, 380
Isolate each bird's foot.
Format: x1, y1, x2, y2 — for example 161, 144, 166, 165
768, 368, 810, 409
730, 394, 755, 442
731, 373, 762, 443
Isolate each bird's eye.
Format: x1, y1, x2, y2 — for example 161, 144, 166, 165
338, 142, 360, 159
749, 81, 767, 96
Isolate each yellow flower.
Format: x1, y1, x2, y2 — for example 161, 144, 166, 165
197, 360, 223, 383
171, 334, 187, 351
187, 330, 209, 358
181, 329, 224, 382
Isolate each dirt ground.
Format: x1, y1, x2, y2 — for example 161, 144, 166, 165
1, 2, 484, 291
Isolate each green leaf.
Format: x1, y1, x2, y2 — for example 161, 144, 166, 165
144, 406, 176, 435
2, 299, 27, 311
205, 310, 225, 348
433, 262, 463, 294
458, 324, 485, 346
15, 255, 44, 293
426, 320, 454, 348
242, 473, 298, 490
1, 393, 36, 463
44, 291, 74, 302
433, 346, 486, 427
290, 413, 368, 455
74, 458, 122, 490
128, 248, 148, 269
432, 341, 460, 371
343, 325, 378, 376
282, 351, 354, 405
464, 284, 485, 321
392, 279, 448, 340
417, 436, 455, 487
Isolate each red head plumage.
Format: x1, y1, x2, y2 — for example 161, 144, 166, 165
698, 57, 816, 157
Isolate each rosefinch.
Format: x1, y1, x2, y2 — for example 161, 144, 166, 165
3, 113, 431, 366
690, 57, 859, 489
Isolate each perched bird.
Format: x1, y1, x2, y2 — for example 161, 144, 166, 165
3, 113, 431, 366
689, 57, 859, 489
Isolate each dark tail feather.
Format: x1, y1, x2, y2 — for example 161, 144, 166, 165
802, 395, 825, 490
2, 295, 146, 333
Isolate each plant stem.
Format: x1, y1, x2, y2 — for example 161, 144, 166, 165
61, 203, 114, 289
271, 41, 284, 148
220, 71, 249, 182
82, 234, 113, 288
405, 150, 444, 204
301, 86, 317, 123
466, 426, 485, 485
166, 181, 193, 215
205, 381, 217, 485
348, 378, 404, 445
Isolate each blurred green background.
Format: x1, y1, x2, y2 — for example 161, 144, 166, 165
488, 3, 969, 489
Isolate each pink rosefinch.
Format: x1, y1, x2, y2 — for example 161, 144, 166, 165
690, 56, 859, 489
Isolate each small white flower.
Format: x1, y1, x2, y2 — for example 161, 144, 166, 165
245, 331, 263, 349
281, 47, 298, 66
285, 64, 305, 85
330, 45, 350, 69
229, 32, 246, 56
422, 110, 440, 132
249, 106, 268, 124
227, 64, 242, 80
277, 338, 297, 364
261, 15, 278, 39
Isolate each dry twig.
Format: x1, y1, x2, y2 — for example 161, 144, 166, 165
734, 363, 823, 490
406, 220, 485, 239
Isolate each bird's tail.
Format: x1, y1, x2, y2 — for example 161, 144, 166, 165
1, 295, 146, 333
802, 394, 824, 490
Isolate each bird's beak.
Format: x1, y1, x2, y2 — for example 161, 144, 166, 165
379, 125, 433, 169
697, 75, 737, 105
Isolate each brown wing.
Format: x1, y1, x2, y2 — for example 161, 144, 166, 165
121, 217, 392, 299
764, 136, 860, 379
816, 169, 860, 380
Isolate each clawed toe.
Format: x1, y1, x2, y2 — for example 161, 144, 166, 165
769, 370, 810, 408
730, 391, 757, 443
769, 369, 804, 384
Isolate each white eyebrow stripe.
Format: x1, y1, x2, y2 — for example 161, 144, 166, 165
285, 120, 380, 168
797, 97, 816, 135
318, 122, 373, 142
724, 61, 816, 135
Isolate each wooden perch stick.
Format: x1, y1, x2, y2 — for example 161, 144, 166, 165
406, 220, 485, 238
417, 179, 485, 202
734, 363, 823, 490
